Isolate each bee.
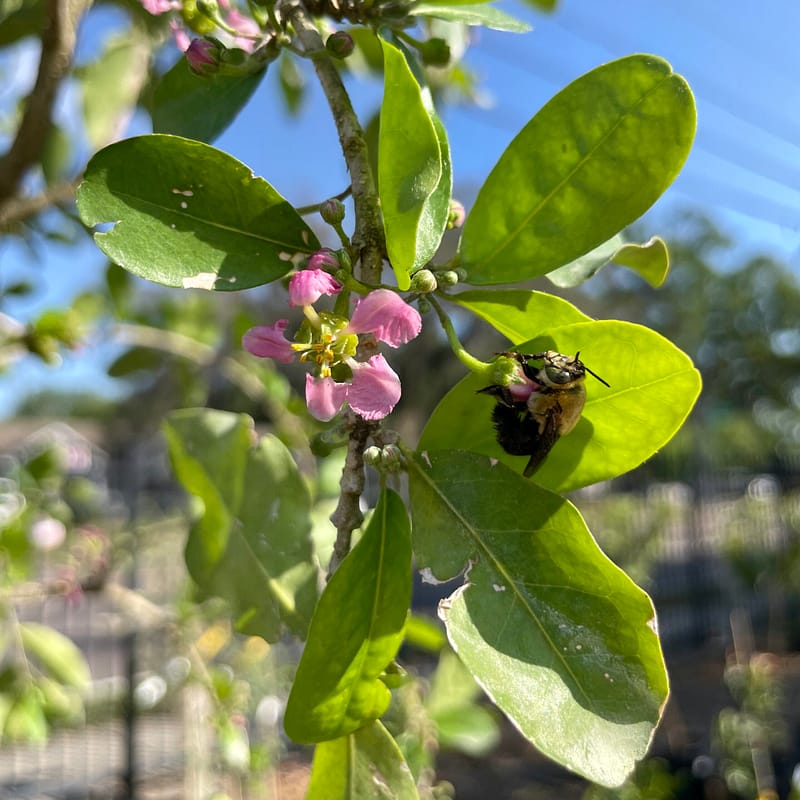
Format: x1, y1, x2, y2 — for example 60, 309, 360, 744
478, 351, 609, 477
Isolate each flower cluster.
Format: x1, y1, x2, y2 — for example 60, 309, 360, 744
243, 261, 422, 422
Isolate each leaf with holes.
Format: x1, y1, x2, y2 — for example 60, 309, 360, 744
76, 135, 318, 291
163, 408, 318, 642
408, 450, 668, 787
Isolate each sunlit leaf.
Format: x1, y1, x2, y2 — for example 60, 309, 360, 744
307, 721, 419, 800
450, 288, 591, 341
547, 235, 669, 288
76, 135, 318, 291
284, 489, 411, 742
379, 39, 444, 289
164, 408, 318, 641
408, 450, 668, 786
418, 320, 701, 493
18, 623, 90, 690
460, 54, 695, 284
410, 3, 531, 31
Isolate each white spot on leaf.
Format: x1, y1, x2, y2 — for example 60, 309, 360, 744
492, 583, 506, 592
180, 201, 188, 209
182, 272, 218, 290
420, 451, 431, 467
171, 188, 194, 196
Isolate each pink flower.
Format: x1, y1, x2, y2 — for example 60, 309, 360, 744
242, 320, 295, 363
306, 248, 340, 272
170, 19, 191, 52
347, 290, 422, 347
346, 355, 401, 420
304, 355, 401, 421
289, 269, 342, 307
305, 375, 349, 422
141, 0, 178, 14
225, 8, 260, 51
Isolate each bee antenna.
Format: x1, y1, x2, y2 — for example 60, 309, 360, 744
585, 365, 610, 387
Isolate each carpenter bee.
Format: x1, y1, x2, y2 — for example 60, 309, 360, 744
478, 351, 609, 477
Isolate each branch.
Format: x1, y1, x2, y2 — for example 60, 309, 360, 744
0, 0, 93, 205
0, 178, 80, 232
278, 0, 385, 286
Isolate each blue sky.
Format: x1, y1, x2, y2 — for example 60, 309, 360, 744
2, 0, 800, 417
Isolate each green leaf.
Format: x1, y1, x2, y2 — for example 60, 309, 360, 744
547, 235, 669, 288
460, 54, 696, 284
450, 288, 591, 341
379, 39, 444, 289
76, 32, 152, 150
163, 408, 318, 641
408, 450, 668, 787
284, 489, 412, 743
307, 721, 419, 800
410, 3, 531, 32
153, 56, 265, 143
613, 237, 670, 287
18, 623, 90, 690
107, 346, 165, 377
2, 687, 48, 743
418, 320, 701, 493
76, 134, 319, 291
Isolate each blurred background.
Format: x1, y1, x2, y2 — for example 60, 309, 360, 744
2, 0, 800, 797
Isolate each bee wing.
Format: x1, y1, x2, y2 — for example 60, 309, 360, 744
522, 407, 562, 477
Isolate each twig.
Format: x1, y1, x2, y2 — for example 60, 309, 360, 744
0, 178, 80, 232
278, 0, 385, 285
0, 0, 93, 205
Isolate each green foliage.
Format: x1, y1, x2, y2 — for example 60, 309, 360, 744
306, 721, 420, 800
284, 488, 412, 742
459, 54, 696, 284
152, 56, 266, 143
379, 39, 451, 289
76, 135, 319, 290
1, 0, 706, 790
163, 408, 318, 641
420, 319, 701, 493
408, 450, 668, 787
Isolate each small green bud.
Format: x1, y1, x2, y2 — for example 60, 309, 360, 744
320, 198, 346, 225
417, 297, 432, 314
420, 38, 450, 67
363, 445, 383, 467
436, 270, 459, 287
380, 444, 404, 473
326, 31, 355, 59
409, 269, 437, 294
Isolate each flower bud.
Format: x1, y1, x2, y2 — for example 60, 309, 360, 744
420, 38, 450, 67
363, 445, 383, 467
409, 269, 437, 294
326, 31, 355, 59
447, 199, 465, 229
320, 198, 346, 225
186, 38, 222, 75
380, 444, 404, 473
416, 297, 431, 314
436, 270, 459, 287
195, 0, 219, 18
307, 248, 340, 272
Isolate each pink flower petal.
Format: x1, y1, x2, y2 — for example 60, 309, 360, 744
347, 289, 421, 347
288, 268, 343, 307
306, 375, 348, 421
242, 320, 295, 363
346, 355, 401, 420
